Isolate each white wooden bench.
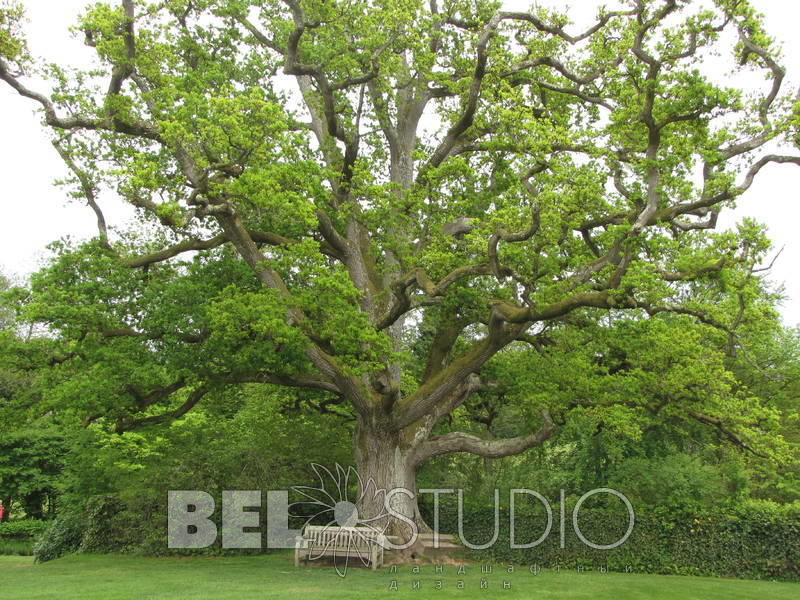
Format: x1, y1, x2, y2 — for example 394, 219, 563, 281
294, 525, 387, 570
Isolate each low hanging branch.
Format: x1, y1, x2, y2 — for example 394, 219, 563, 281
413, 410, 555, 465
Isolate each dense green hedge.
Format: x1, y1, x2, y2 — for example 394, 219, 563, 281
420, 497, 800, 581
0, 519, 49, 556
33, 495, 269, 562
30, 492, 800, 581
0, 519, 49, 538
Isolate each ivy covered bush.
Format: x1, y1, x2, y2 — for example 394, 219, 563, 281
422, 498, 800, 580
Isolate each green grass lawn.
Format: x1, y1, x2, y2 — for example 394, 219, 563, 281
0, 553, 797, 600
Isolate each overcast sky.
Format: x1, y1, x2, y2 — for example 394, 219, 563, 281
1, 0, 799, 325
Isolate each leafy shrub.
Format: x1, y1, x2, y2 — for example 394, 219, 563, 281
32, 512, 85, 563
79, 496, 128, 554
32, 495, 140, 562
0, 518, 48, 538
606, 454, 739, 512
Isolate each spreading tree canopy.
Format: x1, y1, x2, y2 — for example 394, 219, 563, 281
1, 0, 799, 533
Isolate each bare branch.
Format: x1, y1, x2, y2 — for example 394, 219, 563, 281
107, 0, 136, 96
0, 59, 162, 141
688, 410, 768, 458
488, 203, 540, 281
737, 27, 785, 128
116, 384, 208, 433
413, 409, 555, 465
51, 139, 111, 250
229, 372, 342, 395
123, 235, 228, 268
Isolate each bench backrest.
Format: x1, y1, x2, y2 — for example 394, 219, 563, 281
303, 525, 385, 549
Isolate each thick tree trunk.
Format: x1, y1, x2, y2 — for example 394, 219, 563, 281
352, 418, 431, 541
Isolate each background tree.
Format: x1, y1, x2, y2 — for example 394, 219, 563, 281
1, 0, 799, 535
0, 272, 13, 331
0, 429, 64, 521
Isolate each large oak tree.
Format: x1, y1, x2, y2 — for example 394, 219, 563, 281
1, 0, 799, 534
